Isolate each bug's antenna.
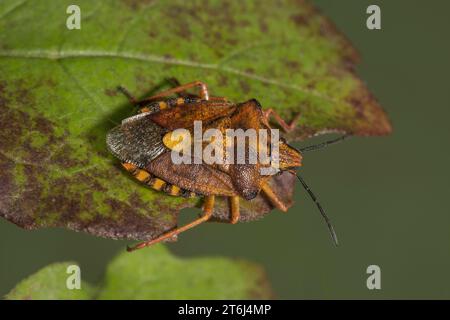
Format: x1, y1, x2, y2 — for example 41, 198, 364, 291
300, 134, 350, 153
293, 172, 339, 246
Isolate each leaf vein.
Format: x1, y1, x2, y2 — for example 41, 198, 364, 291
0, 48, 337, 104
0, 0, 29, 21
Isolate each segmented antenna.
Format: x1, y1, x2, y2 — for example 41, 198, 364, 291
300, 135, 350, 153
294, 173, 339, 246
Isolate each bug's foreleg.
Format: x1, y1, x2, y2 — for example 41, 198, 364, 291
261, 182, 288, 212
263, 108, 301, 133
229, 196, 240, 224
126, 195, 215, 252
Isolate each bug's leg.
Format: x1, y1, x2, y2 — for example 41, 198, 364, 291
127, 195, 215, 252
117, 85, 140, 105
229, 196, 240, 224
164, 78, 227, 101
263, 109, 301, 133
261, 182, 288, 212
137, 81, 210, 103
116, 86, 163, 114
117, 77, 183, 105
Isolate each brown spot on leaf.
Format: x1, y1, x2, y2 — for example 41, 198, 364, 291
0, 81, 7, 108
245, 67, 255, 74
285, 60, 300, 70
242, 261, 275, 299
218, 75, 229, 87
239, 80, 251, 94
259, 20, 269, 33
101, 197, 174, 240
122, 0, 155, 11
290, 13, 309, 26
148, 30, 157, 38
0, 109, 29, 153
33, 116, 55, 137
346, 81, 392, 136
52, 144, 88, 169
104, 88, 118, 97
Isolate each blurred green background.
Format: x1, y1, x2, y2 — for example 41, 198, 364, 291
1, 0, 449, 299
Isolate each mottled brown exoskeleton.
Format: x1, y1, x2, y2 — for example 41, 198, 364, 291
107, 81, 345, 251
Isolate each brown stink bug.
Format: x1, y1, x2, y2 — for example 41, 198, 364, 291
106, 80, 347, 251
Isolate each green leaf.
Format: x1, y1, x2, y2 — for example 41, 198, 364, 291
5, 245, 272, 300
0, 0, 391, 240
5, 262, 94, 300
98, 245, 272, 299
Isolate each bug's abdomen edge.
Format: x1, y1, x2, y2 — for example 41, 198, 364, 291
121, 162, 197, 198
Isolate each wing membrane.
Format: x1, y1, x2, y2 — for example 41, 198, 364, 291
106, 113, 168, 168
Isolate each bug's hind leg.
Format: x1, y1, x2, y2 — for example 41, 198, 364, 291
117, 85, 139, 104
117, 85, 177, 114
117, 85, 162, 114
138, 80, 211, 102
263, 108, 301, 133
117, 78, 184, 105
163, 78, 228, 101
127, 195, 215, 252
261, 182, 288, 212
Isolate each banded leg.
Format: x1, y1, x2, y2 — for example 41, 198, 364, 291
127, 195, 215, 252
116, 86, 162, 115
261, 182, 288, 212
117, 85, 139, 104
117, 78, 186, 105
117, 86, 174, 114
119, 81, 227, 113
263, 108, 301, 133
138, 94, 229, 114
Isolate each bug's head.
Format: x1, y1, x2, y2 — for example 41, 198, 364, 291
278, 138, 302, 171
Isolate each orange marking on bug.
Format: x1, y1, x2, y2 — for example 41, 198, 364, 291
169, 185, 181, 196
159, 101, 168, 110
135, 170, 150, 182
122, 162, 137, 172
176, 97, 185, 105
162, 130, 190, 151
139, 107, 151, 113
151, 178, 166, 190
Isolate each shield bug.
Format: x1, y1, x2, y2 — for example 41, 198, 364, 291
106, 81, 347, 251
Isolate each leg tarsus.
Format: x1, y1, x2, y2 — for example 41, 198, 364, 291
126, 195, 215, 252
261, 182, 288, 212
118, 85, 138, 104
